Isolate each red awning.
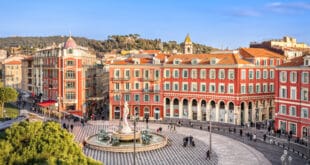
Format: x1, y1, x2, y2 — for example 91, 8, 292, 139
68, 111, 83, 118
37, 100, 57, 107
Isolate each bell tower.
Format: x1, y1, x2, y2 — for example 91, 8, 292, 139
184, 34, 193, 54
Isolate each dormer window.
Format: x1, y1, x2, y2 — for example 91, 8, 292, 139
173, 59, 182, 65
210, 58, 217, 65
304, 55, 310, 66
191, 58, 200, 65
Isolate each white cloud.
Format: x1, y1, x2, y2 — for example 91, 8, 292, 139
266, 2, 310, 13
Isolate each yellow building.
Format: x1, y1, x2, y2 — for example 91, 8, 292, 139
269, 36, 309, 48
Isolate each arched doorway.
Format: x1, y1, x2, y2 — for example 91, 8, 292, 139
173, 98, 179, 117
248, 102, 253, 122
144, 107, 150, 119
192, 99, 198, 120
210, 100, 216, 121
240, 102, 245, 124
165, 98, 170, 117
219, 101, 225, 122
154, 108, 160, 120
228, 102, 234, 123
201, 100, 207, 121
114, 106, 120, 119
183, 99, 188, 118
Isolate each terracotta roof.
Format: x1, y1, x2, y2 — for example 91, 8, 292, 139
279, 55, 305, 67
141, 50, 161, 54
5, 61, 21, 65
240, 48, 285, 59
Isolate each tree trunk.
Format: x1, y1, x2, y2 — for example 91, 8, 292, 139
0, 102, 4, 118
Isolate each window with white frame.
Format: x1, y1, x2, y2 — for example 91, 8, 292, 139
123, 69, 130, 78
249, 70, 254, 79
228, 69, 235, 80
276, 59, 281, 65
219, 69, 225, 79
200, 83, 206, 92
290, 87, 297, 100
182, 82, 188, 91
270, 70, 274, 79
289, 106, 296, 116
114, 94, 120, 101
289, 123, 296, 135
125, 83, 130, 91
134, 69, 140, 78
270, 59, 274, 66
154, 95, 160, 102
209, 83, 216, 93
255, 59, 260, 66
191, 69, 197, 79
256, 84, 261, 93
280, 71, 287, 82
280, 86, 287, 98
173, 82, 179, 91
135, 82, 139, 90
263, 84, 268, 93
301, 108, 309, 118
134, 94, 140, 101
256, 70, 261, 79
209, 69, 216, 79
200, 69, 206, 79
290, 72, 297, 83
301, 88, 309, 101
182, 69, 188, 78
144, 70, 149, 79
173, 69, 179, 78
164, 82, 170, 91
249, 84, 254, 93
114, 69, 120, 78
228, 84, 234, 94
263, 70, 268, 79
280, 105, 286, 114
144, 94, 150, 102
263, 59, 267, 66
144, 82, 149, 91
114, 83, 120, 91
154, 70, 160, 79
124, 94, 130, 101
241, 69, 246, 80
269, 83, 274, 92
164, 69, 170, 78
191, 83, 197, 91
241, 84, 246, 94
219, 84, 225, 93
302, 72, 309, 84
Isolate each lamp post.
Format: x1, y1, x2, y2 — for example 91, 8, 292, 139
208, 107, 213, 157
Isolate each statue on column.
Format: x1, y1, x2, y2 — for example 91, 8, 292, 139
121, 101, 132, 134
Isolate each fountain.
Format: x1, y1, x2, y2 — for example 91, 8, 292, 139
84, 101, 167, 152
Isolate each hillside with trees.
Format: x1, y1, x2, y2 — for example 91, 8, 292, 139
0, 34, 217, 55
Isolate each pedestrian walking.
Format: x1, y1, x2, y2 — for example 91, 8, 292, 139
70, 124, 74, 132
173, 124, 176, 132
263, 134, 267, 142
240, 129, 243, 136
253, 134, 257, 142
206, 150, 210, 160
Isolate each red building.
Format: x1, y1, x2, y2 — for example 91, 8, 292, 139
109, 46, 285, 124
275, 55, 310, 138
34, 37, 103, 117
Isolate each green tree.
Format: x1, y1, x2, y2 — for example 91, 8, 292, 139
0, 121, 101, 165
0, 87, 18, 118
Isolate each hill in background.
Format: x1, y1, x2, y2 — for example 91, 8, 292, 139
0, 34, 217, 55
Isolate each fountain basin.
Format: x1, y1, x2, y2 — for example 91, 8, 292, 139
84, 132, 167, 153
113, 131, 141, 141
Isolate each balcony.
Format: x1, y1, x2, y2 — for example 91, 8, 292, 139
112, 77, 130, 81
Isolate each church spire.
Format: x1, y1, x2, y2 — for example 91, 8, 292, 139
184, 34, 193, 54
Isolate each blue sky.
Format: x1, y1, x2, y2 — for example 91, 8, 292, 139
0, 0, 309, 49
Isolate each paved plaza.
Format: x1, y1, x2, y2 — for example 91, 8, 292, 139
73, 121, 271, 165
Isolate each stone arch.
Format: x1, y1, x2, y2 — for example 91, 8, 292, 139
182, 98, 189, 118
209, 100, 216, 121
165, 98, 170, 117
143, 107, 150, 118
219, 101, 226, 122
114, 106, 120, 119
192, 99, 198, 120
248, 101, 253, 122
173, 98, 179, 117
228, 102, 234, 123
201, 100, 207, 121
